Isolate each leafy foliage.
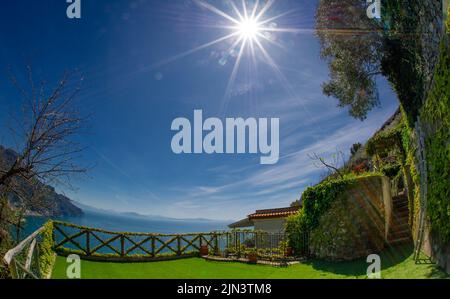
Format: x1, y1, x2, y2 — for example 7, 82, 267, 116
316, 0, 427, 124
381, 163, 401, 179
381, 0, 424, 126
366, 125, 403, 158
38, 221, 55, 278
420, 41, 450, 243
285, 210, 308, 252
301, 177, 357, 230
350, 143, 362, 156
316, 0, 384, 120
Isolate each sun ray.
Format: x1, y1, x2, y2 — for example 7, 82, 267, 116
258, 8, 298, 26
255, 31, 284, 49
223, 38, 247, 106
259, 27, 308, 33
253, 37, 293, 96
229, 0, 244, 22
242, 0, 248, 19
194, 0, 241, 25
250, 0, 260, 19
150, 0, 309, 110
153, 32, 239, 68
254, 0, 276, 22
253, 37, 315, 122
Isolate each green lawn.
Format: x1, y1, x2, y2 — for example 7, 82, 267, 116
52, 245, 448, 279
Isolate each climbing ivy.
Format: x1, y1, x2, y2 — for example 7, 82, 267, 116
419, 41, 450, 243
366, 125, 403, 159
381, 0, 425, 127
38, 221, 55, 278
286, 174, 381, 236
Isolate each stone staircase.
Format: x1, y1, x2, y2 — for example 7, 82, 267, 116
387, 193, 413, 245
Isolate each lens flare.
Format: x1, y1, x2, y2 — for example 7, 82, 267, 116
155, 0, 303, 106
237, 18, 261, 40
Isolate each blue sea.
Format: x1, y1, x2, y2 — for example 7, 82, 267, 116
22, 209, 231, 239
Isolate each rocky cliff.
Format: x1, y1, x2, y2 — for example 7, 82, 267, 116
0, 146, 83, 217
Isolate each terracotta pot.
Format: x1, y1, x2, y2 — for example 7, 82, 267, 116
200, 245, 209, 256
247, 253, 258, 264
285, 247, 293, 257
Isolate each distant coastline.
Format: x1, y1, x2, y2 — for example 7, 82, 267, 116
22, 207, 231, 240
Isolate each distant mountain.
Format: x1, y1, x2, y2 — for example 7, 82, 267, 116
73, 201, 232, 223
0, 146, 83, 217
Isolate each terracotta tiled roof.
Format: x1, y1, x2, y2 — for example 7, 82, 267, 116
248, 206, 300, 219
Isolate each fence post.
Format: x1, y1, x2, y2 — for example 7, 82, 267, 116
177, 235, 181, 256
237, 231, 241, 257
151, 236, 155, 257
120, 234, 125, 257
214, 233, 219, 255
86, 230, 90, 256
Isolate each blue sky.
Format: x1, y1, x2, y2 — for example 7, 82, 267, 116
0, 0, 398, 220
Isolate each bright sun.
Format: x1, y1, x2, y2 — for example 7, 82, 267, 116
163, 0, 300, 101
237, 18, 261, 40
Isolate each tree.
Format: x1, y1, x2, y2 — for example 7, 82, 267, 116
316, 0, 384, 120
0, 66, 87, 275
308, 151, 346, 179
0, 67, 87, 188
350, 142, 362, 156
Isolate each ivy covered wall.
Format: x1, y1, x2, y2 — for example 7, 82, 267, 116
287, 175, 388, 261
419, 39, 450, 273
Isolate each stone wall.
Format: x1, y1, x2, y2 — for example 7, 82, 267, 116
419, 0, 445, 96
309, 176, 390, 261
416, 0, 449, 275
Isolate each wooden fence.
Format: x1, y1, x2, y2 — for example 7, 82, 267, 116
52, 221, 300, 261
52, 221, 223, 261
3, 226, 45, 279
4, 221, 310, 278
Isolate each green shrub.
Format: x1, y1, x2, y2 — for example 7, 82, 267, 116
38, 221, 55, 278
285, 210, 307, 251
381, 0, 424, 127
381, 163, 401, 179
300, 177, 357, 230
366, 125, 403, 158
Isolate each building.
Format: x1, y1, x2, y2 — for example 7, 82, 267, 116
228, 206, 300, 233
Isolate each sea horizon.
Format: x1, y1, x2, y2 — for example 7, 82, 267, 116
22, 209, 231, 240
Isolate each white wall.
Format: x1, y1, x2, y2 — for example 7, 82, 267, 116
253, 218, 286, 233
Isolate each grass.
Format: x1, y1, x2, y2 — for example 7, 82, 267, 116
52, 245, 448, 279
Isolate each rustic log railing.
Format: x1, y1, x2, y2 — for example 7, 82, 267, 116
52, 221, 224, 261
52, 222, 298, 261
3, 227, 45, 279
4, 221, 306, 279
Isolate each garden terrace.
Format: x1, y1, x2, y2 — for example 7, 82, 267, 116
3, 221, 305, 278
3, 220, 448, 279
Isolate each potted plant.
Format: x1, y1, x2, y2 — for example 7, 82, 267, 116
285, 247, 293, 257
200, 245, 209, 256
247, 248, 258, 264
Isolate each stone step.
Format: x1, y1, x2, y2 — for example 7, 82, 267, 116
393, 209, 409, 218
388, 229, 411, 240
390, 223, 410, 233
392, 195, 408, 201
391, 217, 409, 225
388, 236, 412, 245
393, 201, 409, 209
